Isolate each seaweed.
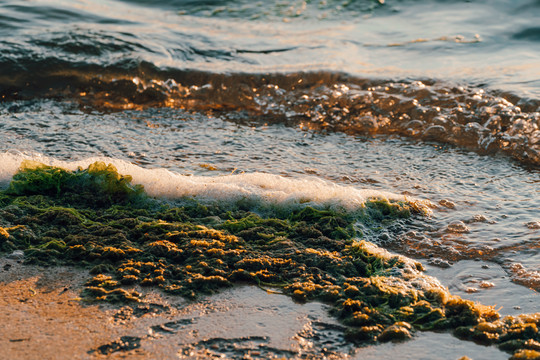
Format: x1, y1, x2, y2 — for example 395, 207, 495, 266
6, 161, 145, 208
0, 162, 538, 358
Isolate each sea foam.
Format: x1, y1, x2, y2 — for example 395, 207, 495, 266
0, 151, 407, 210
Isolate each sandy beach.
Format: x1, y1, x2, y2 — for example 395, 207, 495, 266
2, 257, 515, 360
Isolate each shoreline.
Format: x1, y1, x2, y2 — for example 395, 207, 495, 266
0, 163, 538, 359
1, 258, 510, 360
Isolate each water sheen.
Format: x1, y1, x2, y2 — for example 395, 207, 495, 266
1, 0, 539, 95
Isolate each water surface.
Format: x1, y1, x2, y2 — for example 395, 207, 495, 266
1, 0, 539, 358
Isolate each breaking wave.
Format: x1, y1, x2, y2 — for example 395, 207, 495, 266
2, 69, 539, 166
0, 151, 411, 210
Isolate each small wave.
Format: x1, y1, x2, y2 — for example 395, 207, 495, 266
114, 0, 389, 20
512, 27, 540, 42
1, 68, 538, 166
30, 31, 151, 58
0, 151, 408, 211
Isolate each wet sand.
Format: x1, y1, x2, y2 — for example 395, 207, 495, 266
0, 259, 122, 359
1, 257, 512, 360
0, 257, 349, 359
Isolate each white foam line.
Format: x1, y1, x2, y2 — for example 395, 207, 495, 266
0, 151, 406, 209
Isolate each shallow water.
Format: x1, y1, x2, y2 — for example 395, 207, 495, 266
1, 100, 538, 311
2, 0, 540, 95
1, 0, 539, 358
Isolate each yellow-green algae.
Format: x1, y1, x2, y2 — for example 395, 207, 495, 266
0, 162, 539, 358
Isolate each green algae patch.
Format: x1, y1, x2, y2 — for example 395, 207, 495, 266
0, 163, 538, 356
6, 161, 145, 208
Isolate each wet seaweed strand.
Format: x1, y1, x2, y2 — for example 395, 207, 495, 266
0, 162, 539, 359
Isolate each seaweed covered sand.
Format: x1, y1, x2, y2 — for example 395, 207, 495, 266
1, 162, 539, 359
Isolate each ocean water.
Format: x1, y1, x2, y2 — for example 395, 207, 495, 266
1, 0, 539, 358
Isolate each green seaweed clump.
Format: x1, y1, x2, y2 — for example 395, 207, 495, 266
0, 162, 538, 358
6, 161, 145, 208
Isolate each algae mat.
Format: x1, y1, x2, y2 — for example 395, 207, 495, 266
1, 162, 539, 359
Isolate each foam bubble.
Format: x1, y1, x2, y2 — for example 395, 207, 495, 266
0, 151, 407, 210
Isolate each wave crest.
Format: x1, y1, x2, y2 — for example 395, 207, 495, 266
1, 68, 539, 166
